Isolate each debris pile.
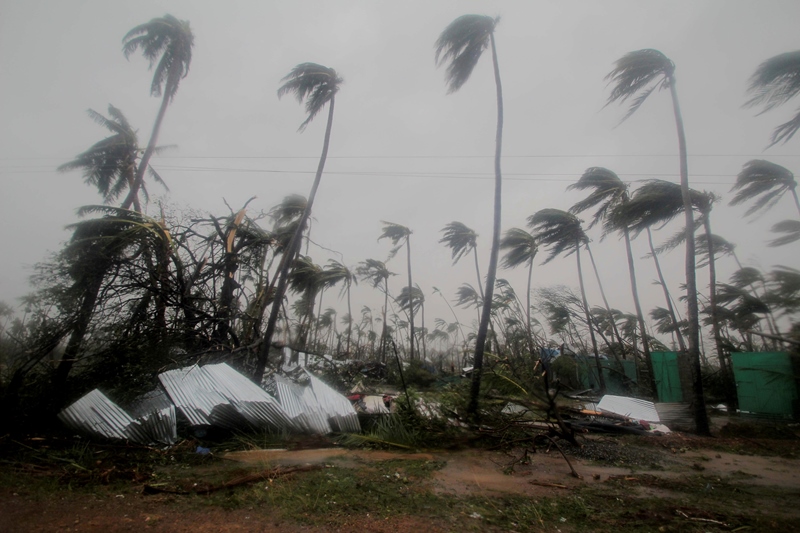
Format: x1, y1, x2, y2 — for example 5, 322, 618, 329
59, 363, 360, 446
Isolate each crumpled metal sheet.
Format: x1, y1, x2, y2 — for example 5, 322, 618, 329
128, 389, 178, 445
597, 394, 660, 422
305, 371, 361, 433
274, 376, 332, 434
159, 363, 295, 431
59, 363, 359, 444
58, 389, 151, 444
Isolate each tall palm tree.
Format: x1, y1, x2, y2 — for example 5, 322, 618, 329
440, 221, 484, 298
256, 63, 342, 382
499, 228, 538, 355
745, 50, 800, 147
121, 14, 193, 211
356, 259, 395, 362
287, 255, 323, 351
605, 49, 709, 434
528, 209, 605, 392
320, 260, 358, 355
436, 14, 503, 417
379, 222, 415, 360
569, 167, 655, 390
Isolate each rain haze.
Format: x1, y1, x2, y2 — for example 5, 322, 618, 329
1, 0, 798, 345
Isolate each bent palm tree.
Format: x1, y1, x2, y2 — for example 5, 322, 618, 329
255, 63, 342, 382
528, 209, 605, 392
730, 160, 800, 218
606, 49, 708, 434
569, 167, 655, 390
745, 51, 800, 147
436, 14, 503, 417
499, 228, 537, 354
122, 14, 193, 211
379, 222, 415, 360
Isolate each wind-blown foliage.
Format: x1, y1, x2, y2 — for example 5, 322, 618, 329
435, 15, 498, 93
278, 63, 342, 131
605, 49, 675, 123
745, 50, 800, 146
730, 160, 800, 218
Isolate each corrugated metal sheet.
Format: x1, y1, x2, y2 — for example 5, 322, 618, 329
274, 376, 332, 434
597, 395, 660, 422
59, 364, 360, 444
305, 371, 361, 433
128, 389, 177, 445
58, 389, 151, 444
159, 364, 295, 431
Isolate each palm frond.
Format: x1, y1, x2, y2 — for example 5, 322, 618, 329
768, 219, 800, 247
745, 50, 800, 146
527, 208, 587, 264
122, 14, 194, 100
378, 221, 411, 246
439, 221, 478, 264
499, 227, 537, 269
730, 160, 795, 217
568, 167, 628, 232
435, 14, 497, 93
278, 63, 342, 131
605, 49, 674, 123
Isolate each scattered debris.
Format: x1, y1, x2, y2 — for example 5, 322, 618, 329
59, 364, 359, 444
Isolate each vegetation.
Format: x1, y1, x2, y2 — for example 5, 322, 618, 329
1, 12, 799, 442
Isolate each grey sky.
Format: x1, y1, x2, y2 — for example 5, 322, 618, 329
1, 1, 798, 341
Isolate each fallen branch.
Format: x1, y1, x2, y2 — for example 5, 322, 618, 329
534, 434, 581, 479
529, 481, 568, 489
143, 464, 323, 495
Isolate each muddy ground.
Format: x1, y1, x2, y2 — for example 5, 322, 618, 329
2, 420, 799, 532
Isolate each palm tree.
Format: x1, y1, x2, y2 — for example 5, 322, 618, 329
745, 50, 800, 147
356, 259, 395, 362
730, 160, 800, 217
121, 14, 193, 211
499, 228, 538, 355
440, 222, 485, 298
256, 63, 342, 382
320, 260, 358, 355
528, 208, 605, 392
58, 106, 158, 212
287, 255, 323, 351
436, 14, 503, 417
379, 222, 415, 360
396, 285, 426, 360
605, 49, 708, 434
569, 167, 655, 390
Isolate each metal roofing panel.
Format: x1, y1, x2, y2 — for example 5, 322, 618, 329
129, 389, 177, 445
58, 389, 151, 444
597, 395, 660, 422
305, 371, 360, 433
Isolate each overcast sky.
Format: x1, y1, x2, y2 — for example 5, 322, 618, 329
1, 1, 798, 341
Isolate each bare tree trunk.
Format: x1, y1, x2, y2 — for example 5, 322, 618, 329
623, 226, 657, 396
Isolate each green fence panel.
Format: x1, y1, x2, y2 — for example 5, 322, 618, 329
731, 352, 798, 418
650, 351, 683, 403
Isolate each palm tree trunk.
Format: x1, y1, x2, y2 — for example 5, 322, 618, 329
702, 217, 737, 412
472, 247, 485, 300
586, 244, 627, 356
669, 79, 709, 435
255, 99, 336, 383
467, 33, 503, 418
121, 85, 172, 212
381, 279, 389, 363
345, 282, 352, 355
405, 237, 415, 361
647, 227, 687, 351
623, 226, 657, 396
577, 243, 606, 393
525, 257, 535, 356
